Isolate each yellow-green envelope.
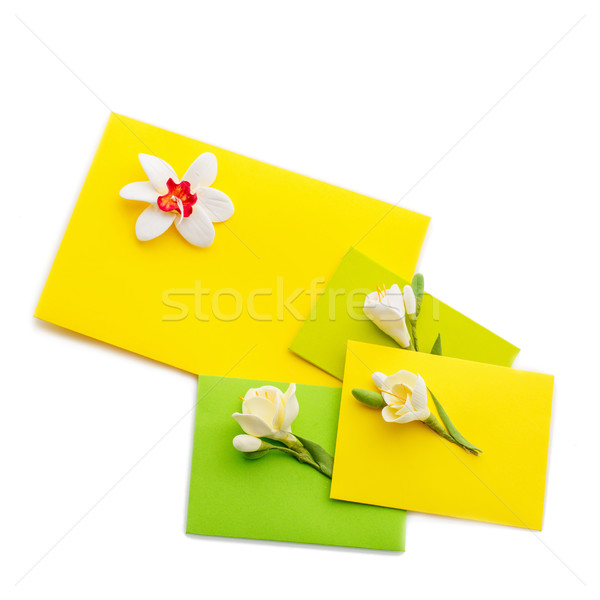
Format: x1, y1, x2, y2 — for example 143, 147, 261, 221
290, 248, 520, 377
332, 342, 553, 529
35, 114, 430, 385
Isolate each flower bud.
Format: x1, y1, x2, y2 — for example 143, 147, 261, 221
352, 388, 386, 409
233, 434, 263, 452
403, 285, 417, 316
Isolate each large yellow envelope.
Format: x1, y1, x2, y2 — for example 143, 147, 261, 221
331, 341, 554, 529
35, 114, 429, 385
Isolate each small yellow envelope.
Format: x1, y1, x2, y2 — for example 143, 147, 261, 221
35, 114, 429, 385
331, 341, 554, 529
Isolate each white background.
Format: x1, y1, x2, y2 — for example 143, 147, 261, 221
1, 1, 598, 598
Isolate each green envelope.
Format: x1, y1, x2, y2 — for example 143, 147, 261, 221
187, 375, 406, 550
289, 248, 519, 379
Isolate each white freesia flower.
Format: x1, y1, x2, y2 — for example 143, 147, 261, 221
363, 284, 412, 348
232, 384, 299, 441
233, 434, 263, 452
120, 152, 234, 247
403, 284, 417, 316
372, 370, 430, 424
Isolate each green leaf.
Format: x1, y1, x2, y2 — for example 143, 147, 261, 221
352, 388, 386, 409
411, 273, 425, 317
294, 435, 334, 478
430, 333, 442, 356
428, 389, 482, 455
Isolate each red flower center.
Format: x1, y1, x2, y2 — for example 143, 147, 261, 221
157, 179, 197, 217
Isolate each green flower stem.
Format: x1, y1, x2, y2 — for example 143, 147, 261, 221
245, 441, 323, 472
423, 414, 457, 443
423, 414, 479, 455
407, 315, 419, 351
241, 435, 334, 478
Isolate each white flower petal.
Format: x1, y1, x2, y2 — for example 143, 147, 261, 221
270, 429, 293, 442
395, 394, 414, 414
197, 187, 234, 222
243, 386, 277, 402
382, 284, 405, 313
281, 384, 299, 432
138, 154, 179, 194
120, 181, 159, 203
283, 382, 296, 403
362, 304, 377, 322
382, 406, 400, 422
182, 152, 218, 190
385, 370, 418, 391
383, 389, 403, 410
233, 434, 262, 452
390, 383, 412, 401
243, 387, 262, 402
135, 205, 176, 241
381, 391, 400, 406
232, 413, 275, 437
390, 320, 412, 348
364, 291, 381, 308
393, 411, 421, 424
176, 205, 216, 247
372, 372, 387, 390
410, 375, 429, 412
272, 396, 285, 430
261, 386, 285, 404
365, 302, 403, 323
363, 306, 388, 329
243, 396, 276, 424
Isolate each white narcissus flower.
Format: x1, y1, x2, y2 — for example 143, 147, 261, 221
372, 370, 430, 424
363, 284, 412, 348
232, 434, 263, 452
232, 384, 299, 441
120, 152, 234, 247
